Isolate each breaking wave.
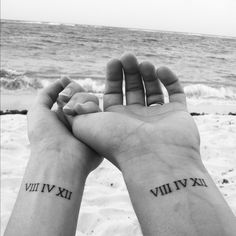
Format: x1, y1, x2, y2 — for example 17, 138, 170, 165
184, 84, 236, 100
0, 69, 43, 90
1, 69, 236, 100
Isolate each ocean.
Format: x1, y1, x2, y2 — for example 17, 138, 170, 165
1, 19, 236, 101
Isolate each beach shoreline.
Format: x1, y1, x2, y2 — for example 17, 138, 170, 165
1, 90, 236, 115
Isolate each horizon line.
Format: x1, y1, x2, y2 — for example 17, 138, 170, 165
2, 18, 236, 39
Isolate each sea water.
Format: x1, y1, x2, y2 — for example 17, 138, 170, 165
1, 19, 236, 102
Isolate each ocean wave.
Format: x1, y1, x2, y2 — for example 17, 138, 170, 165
0, 69, 43, 90
73, 80, 236, 100
184, 84, 236, 100
74, 78, 105, 93
1, 69, 236, 100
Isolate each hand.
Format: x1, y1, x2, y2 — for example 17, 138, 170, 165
63, 53, 203, 174
27, 77, 102, 175
60, 54, 236, 236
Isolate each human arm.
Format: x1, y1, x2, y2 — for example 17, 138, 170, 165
4, 78, 102, 236
62, 54, 236, 236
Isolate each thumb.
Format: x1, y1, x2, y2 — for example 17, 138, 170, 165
70, 111, 141, 163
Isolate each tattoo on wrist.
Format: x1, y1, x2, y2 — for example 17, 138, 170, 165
150, 177, 208, 197
25, 183, 72, 200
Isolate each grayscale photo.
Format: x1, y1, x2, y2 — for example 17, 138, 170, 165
1, 0, 236, 235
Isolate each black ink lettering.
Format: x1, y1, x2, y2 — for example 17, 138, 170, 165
190, 178, 202, 187
150, 184, 172, 197
200, 179, 208, 187
26, 183, 40, 192
162, 183, 172, 194
33, 183, 40, 192
41, 184, 46, 192
66, 191, 72, 200
149, 178, 208, 197
41, 184, 55, 193
56, 187, 72, 200
174, 179, 187, 190
56, 187, 66, 197
150, 188, 159, 197
26, 182, 72, 200
25, 183, 31, 191
30, 183, 35, 192
159, 185, 164, 195
46, 184, 55, 192
31, 183, 35, 191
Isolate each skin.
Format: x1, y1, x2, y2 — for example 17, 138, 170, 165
4, 78, 102, 236
62, 53, 200, 170
4, 53, 236, 236
62, 53, 236, 236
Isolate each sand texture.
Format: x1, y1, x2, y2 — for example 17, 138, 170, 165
1, 114, 236, 235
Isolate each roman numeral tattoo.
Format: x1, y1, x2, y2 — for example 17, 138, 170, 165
150, 183, 172, 197
25, 183, 40, 192
150, 177, 208, 198
56, 187, 72, 200
25, 183, 72, 200
41, 184, 55, 193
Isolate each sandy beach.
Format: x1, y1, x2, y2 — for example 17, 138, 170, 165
1, 97, 236, 235
1, 15, 236, 235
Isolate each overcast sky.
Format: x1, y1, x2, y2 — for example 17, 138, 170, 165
1, 0, 236, 37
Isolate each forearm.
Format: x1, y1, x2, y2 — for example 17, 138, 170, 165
4, 149, 88, 236
120, 151, 236, 236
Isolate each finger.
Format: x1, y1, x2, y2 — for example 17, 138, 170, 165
60, 76, 72, 88
63, 93, 99, 115
120, 53, 145, 106
74, 101, 101, 115
103, 59, 123, 110
139, 61, 164, 106
156, 66, 186, 105
36, 79, 70, 108
57, 81, 85, 107
63, 101, 100, 116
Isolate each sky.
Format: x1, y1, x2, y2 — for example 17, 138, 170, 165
1, 0, 236, 37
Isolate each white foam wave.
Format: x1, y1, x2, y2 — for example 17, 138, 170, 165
74, 78, 105, 93
73, 80, 236, 100
1, 69, 235, 101
0, 69, 43, 90
184, 84, 236, 100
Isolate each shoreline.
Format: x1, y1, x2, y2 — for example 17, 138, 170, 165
1, 90, 236, 115
1, 109, 236, 116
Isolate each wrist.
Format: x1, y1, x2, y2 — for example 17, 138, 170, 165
28, 145, 90, 183
118, 146, 206, 184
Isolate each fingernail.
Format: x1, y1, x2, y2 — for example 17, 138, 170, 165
60, 88, 72, 97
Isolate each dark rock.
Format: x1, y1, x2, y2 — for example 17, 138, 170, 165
190, 112, 206, 116
0, 110, 28, 115
222, 179, 229, 184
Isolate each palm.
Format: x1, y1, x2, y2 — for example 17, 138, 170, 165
118, 103, 199, 149
70, 54, 200, 167
76, 102, 199, 162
